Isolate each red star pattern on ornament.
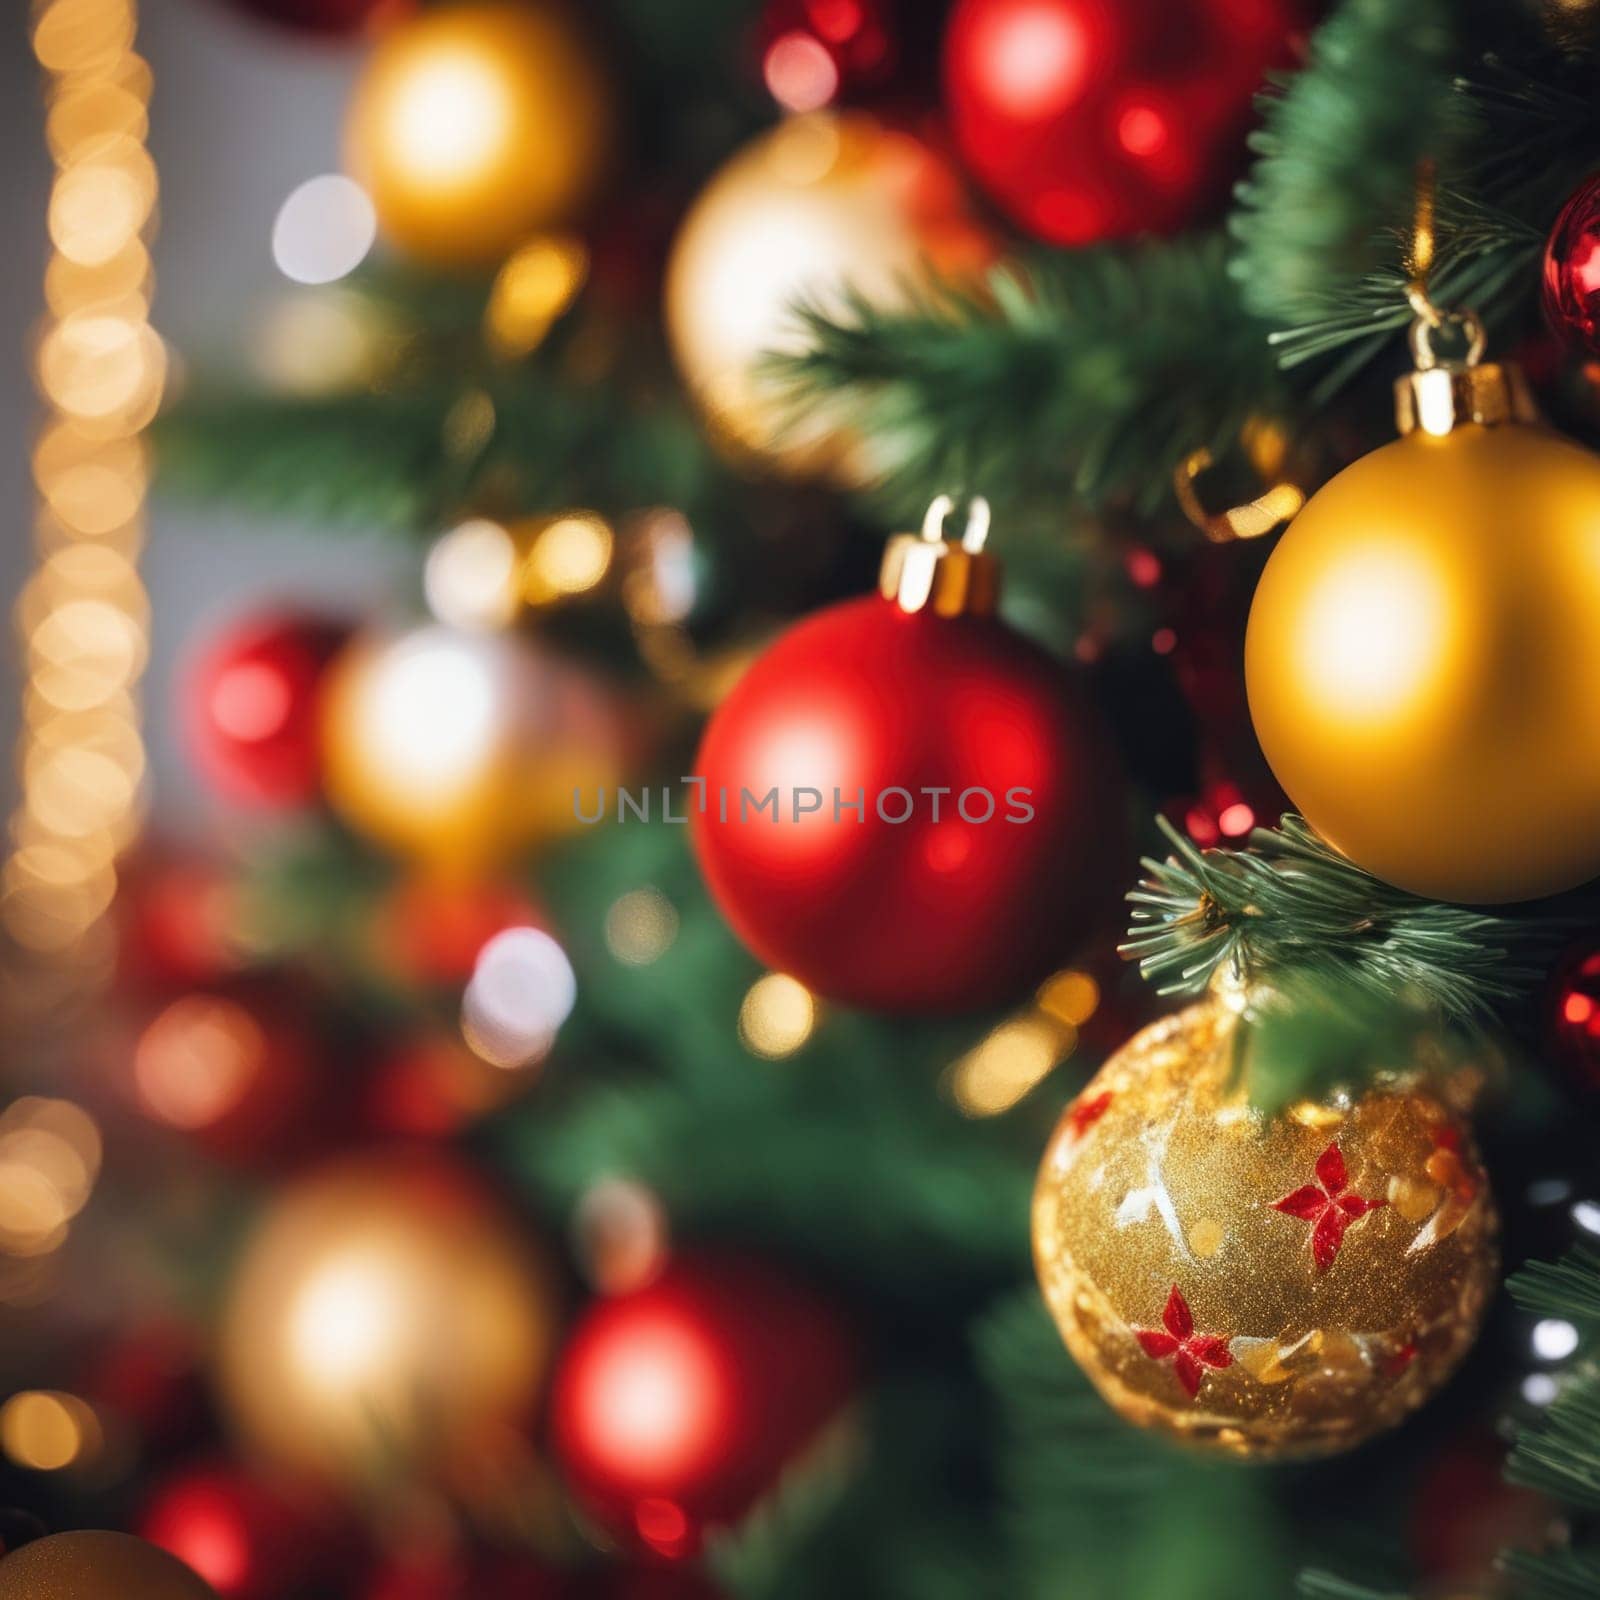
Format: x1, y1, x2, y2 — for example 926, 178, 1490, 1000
1065, 1090, 1112, 1141
1271, 1142, 1387, 1272
1134, 1285, 1233, 1399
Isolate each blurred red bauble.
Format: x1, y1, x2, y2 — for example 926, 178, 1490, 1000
1548, 938, 1600, 1087
118, 855, 242, 990
1543, 173, 1600, 357
550, 1255, 858, 1559
943, 0, 1303, 244
130, 979, 328, 1165
217, 0, 410, 38
183, 614, 347, 808
691, 524, 1122, 1011
78, 1321, 206, 1451
757, 0, 896, 112
139, 1462, 355, 1600
1410, 1432, 1554, 1586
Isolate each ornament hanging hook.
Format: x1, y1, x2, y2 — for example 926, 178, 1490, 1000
921, 494, 991, 552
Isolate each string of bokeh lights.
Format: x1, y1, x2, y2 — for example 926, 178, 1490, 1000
9, 0, 163, 969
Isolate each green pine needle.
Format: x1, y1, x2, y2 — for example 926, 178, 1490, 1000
1122, 814, 1542, 1025
769, 238, 1284, 522
1498, 1546, 1600, 1600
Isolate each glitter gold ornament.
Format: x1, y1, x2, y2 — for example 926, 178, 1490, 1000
344, 1, 613, 268
1246, 309, 1600, 903
1033, 994, 1498, 1459
0, 1531, 218, 1599
665, 111, 994, 481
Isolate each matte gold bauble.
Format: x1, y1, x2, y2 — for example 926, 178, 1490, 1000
345, 1, 612, 268
319, 625, 620, 871
664, 112, 994, 481
1246, 352, 1600, 902
216, 1154, 556, 1489
0, 1531, 218, 1599
1033, 996, 1497, 1459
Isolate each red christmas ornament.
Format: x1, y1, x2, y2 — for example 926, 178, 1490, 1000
1543, 174, 1600, 357
117, 854, 242, 991
943, 0, 1304, 244
183, 614, 347, 808
757, 0, 897, 112
550, 1254, 858, 1560
1548, 938, 1600, 1087
138, 1462, 356, 1600
214, 0, 411, 39
691, 500, 1122, 1012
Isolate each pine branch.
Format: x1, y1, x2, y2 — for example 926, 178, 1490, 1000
1505, 1370, 1600, 1512
1235, 0, 1600, 372
769, 239, 1285, 522
1499, 1547, 1600, 1600
1230, 0, 1466, 332
1296, 1578, 1406, 1600
1123, 814, 1546, 1025
1509, 1247, 1600, 1324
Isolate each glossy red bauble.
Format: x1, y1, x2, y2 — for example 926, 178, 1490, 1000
182, 614, 347, 808
691, 596, 1122, 1011
1543, 174, 1600, 358
550, 1256, 858, 1559
943, 0, 1303, 244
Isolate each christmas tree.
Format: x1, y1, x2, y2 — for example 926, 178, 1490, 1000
7, 0, 1600, 1595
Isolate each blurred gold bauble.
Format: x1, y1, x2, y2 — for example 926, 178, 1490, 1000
1033, 996, 1498, 1459
344, 1, 613, 268
217, 1153, 556, 1490
664, 112, 994, 480
0, 1531, 218, 1599
320, 624, 620, 871
1246, 361, 1600, 902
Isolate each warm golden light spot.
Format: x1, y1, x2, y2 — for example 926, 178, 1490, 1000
49, 140, 155, 265
423, 518, 518, 631
603, 888, 679, 967
524, 513, 613, 603
738, 973, 817, 1058
486, 235, 588, 358
1037, 969, 1100, 1027
380, 46, 514, 189
0, 1391, 101, 1471
33, 0, 136, 75
948, 1015, 1070, 1117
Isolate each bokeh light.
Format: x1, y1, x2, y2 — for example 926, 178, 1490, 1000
461, 925, 577, 1069
737, 973, 816, 1058
0, 1390, 102, 1472
271, 174, 377, 285
603, 887, 679, 967
424, 517, 518, 630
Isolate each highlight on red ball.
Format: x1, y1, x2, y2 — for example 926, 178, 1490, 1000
182, 612, 348, 809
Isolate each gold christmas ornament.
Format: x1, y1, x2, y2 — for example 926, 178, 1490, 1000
0, 1531, 218, 1599
319, 624, 622, 871
344, 1, 613, 269
1246, 310, 1600, 902
217, 1154, 557, 1490
1033, 994, 1498, 1459
664, 111, 994, 481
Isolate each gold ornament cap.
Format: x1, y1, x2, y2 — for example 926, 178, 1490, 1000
879, 494, 999, 617
1394, 308, 1536, 438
